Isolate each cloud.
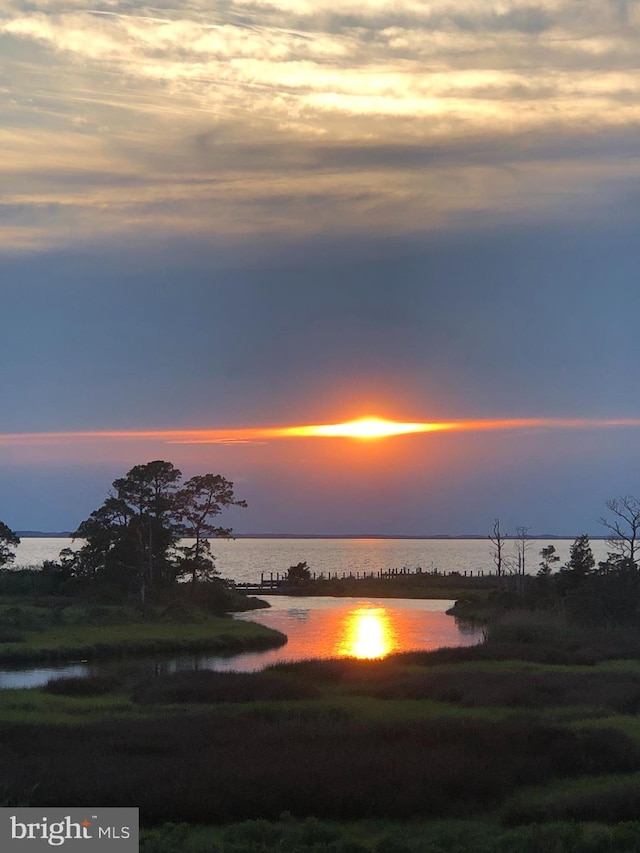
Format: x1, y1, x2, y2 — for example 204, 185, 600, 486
2, 0, 640, 249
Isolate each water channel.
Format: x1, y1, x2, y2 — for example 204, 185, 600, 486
0, 597, 483, 689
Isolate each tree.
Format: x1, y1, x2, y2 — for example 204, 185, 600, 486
557, 533, 596, 595
113, 460, 183, 603
538, 544, 560, 578
565, 534, 595, 579
514, 526, 532, 594
73, 461, 183, 609
0, 520, 20, 568
69, 461, 246, 609
286, 561, 311, 585
566, 554, 640, 627
489, 519, 508, 588
175, 474, 248, 590
600, 496, 640, 565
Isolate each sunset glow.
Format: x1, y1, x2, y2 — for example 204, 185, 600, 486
278, 417, 442, 439
2, 417, 640, 449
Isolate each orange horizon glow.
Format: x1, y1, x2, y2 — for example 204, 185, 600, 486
2, 416, 640, 447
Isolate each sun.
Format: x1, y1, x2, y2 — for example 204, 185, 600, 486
321, 418, 412, 439
281, 417, 439, 440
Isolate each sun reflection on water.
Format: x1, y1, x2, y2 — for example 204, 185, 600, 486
337, 607, 395, 659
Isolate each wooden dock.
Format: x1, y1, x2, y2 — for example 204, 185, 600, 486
232, 566, 494, 596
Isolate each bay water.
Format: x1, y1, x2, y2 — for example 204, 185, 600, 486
13, 536, 612, 581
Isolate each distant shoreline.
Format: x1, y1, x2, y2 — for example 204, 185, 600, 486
15, 531, 608, 540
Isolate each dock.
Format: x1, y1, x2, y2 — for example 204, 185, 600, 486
232, 566, 494, 596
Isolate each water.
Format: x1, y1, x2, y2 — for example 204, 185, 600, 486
225, 596, 481, 669
12, 536, 612, 581
0, 597, 482, 689
3, 536, 606, 689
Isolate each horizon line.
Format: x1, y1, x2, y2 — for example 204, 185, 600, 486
15, 530, 611, 540
3, 416, 640, 446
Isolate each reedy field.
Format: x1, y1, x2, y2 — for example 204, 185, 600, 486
3, 575, 640, 851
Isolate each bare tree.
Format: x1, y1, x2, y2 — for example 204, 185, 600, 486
489, 518, 508, 589
514, 526, 532, 594
600, 496, 640, 565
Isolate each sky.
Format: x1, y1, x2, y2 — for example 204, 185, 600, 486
2, 0, 640, 536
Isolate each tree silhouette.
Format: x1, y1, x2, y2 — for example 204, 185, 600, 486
0, 520, 20, 568
70, 461, 245, 609
286, 561, 311, 585
600, 496, 640, 565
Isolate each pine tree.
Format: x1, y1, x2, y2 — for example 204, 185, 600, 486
557, 534, 595, 594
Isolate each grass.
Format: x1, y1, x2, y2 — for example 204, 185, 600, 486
132, 669, 319, 704
0, 616, 286, 663
5, 606, 640, 848
501, 772, 640, 826
2, 647, 640, 826
140, 817, 640, 852
0, 686, 141, 725
2, 708, 636, 824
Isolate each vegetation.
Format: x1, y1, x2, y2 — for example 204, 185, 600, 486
138, 817, 640, 853
0, 599, 284, 663
56, 460, 246, 612
0, 520, 19, 568
286, 561, 312, 585
132, 669, 318, 704
281, 571, 494, 599
0, 463, 277, 663
0, 559, 279, 665
6, 629, 640, 853
6, 493, 640, 850
1, 671, 637, 824
447, 503, 640, 635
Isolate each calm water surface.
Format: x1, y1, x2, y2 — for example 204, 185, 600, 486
0, 597, 482, 689
228, 596, 481, 668
14, 537, 611, 581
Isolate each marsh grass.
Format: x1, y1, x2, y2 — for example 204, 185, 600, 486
0, 617, 285, 663
132, 670, 318, 704
5, 605, 640, 836
352, 668, 640, 711
267, 653, 640, 714
1, 709, 637, 824
502, 772, 640, 826
140, 818, 640, 853
266, 657, 407, 685
485, 611, 640, 662
0, 687, 141, 725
